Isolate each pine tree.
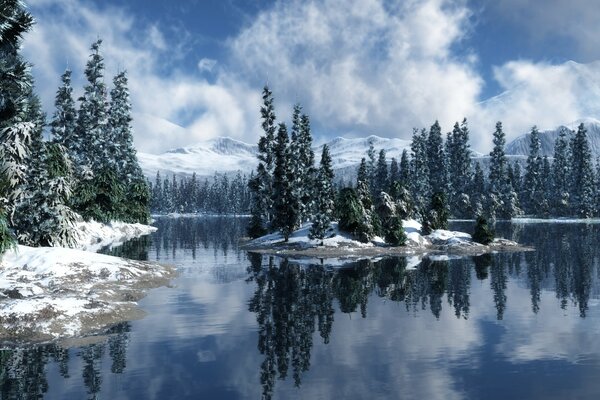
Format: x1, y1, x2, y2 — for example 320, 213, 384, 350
336, 188, 372, 242
540, 156, 552, 216
410, 128, 430, 212
447, 119, 472, 218
523, 126, 544, 215
109, 71, 149, 223
389, 157, 399, 190
249, 86, 277, 236
570, 123, 595, 217
552, 128, 570, 215
471, 162, 485, 217
399, 149, 410, 187
489, 122, 507, 194
309, 145, 335, 242
374, 149, 388, 196
272, 123, 299, 241
427, 120, 446, 197
375, 191, 406, 246
50, 69, 77, 158
298, 113, 316, 220
473, 215, 494, 245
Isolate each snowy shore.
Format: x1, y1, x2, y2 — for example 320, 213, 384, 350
244, 220, 531, 260
0, 221, 174, 343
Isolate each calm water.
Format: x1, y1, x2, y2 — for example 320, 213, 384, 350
2, 217, 600, 399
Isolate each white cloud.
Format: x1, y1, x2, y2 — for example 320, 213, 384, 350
197, 58, 217, 73
22, 0, 600, 156
229, 0, 482, 141
23, 0, 261, 154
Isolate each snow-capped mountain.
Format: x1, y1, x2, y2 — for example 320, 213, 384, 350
504, 118, 600, 159
138, 137, 258, 178
138, 135, 414, 179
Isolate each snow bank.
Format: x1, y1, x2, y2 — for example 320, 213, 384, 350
0, 245, 175, 342
0, 220, 168, 342
75, 220, 157, 252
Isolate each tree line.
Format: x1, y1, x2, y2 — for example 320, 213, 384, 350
248, 86, 600, 245
149, 171, 252, 215
0, 2, 149, 255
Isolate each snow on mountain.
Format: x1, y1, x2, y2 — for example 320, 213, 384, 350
138, 134, 413, 179
138, 137, 258, 178
504, 118, 600, 159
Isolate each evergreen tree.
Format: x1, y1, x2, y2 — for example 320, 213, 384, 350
298, 113, 316, 220
470, 162, 485, 217
570, 123, 595, 217
249, 85, 277, 236
389, 157, 399, 190
410, 128, 430, 212
512, 161, 522, 195
523, 126, 544, 215
551, 128, 570, 215
423, 192, 449, 234
540, 156, 552, 216
375, 191, 406, 246
356, 158, 379, 239
309, 145, 335, 242
336, 188, 372, 242
374, 149, 388, 196
447, 119, 472, 217
109, 71, 149, 223
272, 123, 299, 241
50, 69, 77, 157
472, 215, 494, 245
427, 120, 446, 196
366, 140, 377, 191
488, 122, 507, 194
399, 149, 410, 187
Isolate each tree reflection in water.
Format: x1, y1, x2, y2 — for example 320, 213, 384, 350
247, 222, 600, 398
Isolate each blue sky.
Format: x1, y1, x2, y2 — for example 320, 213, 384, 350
22, 0, 600, 153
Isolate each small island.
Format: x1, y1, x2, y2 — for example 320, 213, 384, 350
243, 219, 532, 260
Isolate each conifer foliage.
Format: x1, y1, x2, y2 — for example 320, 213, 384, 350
309, 145, 335, 242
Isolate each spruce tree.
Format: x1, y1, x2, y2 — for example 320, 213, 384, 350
375, 191, 407, 246
473, 215, 494, 245
375, 149, 388, 196
248, 85, 277, 236
488, 122, 507, 194
389, 157, 399, 191
298, 113, 316, 220
336, 188, 372, 242
272, 123, 299, 241
471, 162, 485, 217
570, 123, 595, 217
551, 128, 570, 215
410, 128, 430, 212
50, 69, 77, 157
427, 120, 446, 196
109, 71, 149, 223
447, 119, 473, 218
309, 145, 335, 242
399, 149, 410, 187
523, 126, 544, 215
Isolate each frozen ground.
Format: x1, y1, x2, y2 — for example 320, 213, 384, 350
0, 220, 174, 343
245, 219, 529, 261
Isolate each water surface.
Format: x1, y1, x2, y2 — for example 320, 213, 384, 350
2, 217, 600, 399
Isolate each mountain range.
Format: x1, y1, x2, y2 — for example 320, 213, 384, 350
138, 119, 600, 181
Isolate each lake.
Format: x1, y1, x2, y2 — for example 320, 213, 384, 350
2, 217, 600, 399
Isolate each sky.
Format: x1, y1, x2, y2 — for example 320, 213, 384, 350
21, 0, 600, 154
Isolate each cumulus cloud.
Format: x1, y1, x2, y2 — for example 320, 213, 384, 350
21, 0, 600, 155
229, 0, 482, 140
23, 0, 261, 154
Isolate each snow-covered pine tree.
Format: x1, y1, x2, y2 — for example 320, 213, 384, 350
488, 122, 520, 219
356, 158, 378, 240
470, 161, 485, 217
522, 126, 544, 216
162, 176, 173, 213
427, 120, 446, 197
539, 156, 552, 216
50, 69, 77, 159
569, 123, 595, 217
248, 85, 277, 236
550, 128, 570, 217
375, 149, 388, 196
272, 123, 300, 241
309, 144, 335, 242
447, 119, 472, 218
389, 157, 399, 190
287, 104, 304, 228
108, 71, 150, 223
336, 187, 372, 243
375, 191, 406, 246
410, 128, 430, 212
366, 140, 377, 194
488, 122, 507, 195
151, 171, 163, 212
0, 0, 35, 231
298, 113, 316, 220
399, 149, 410, 187
512, 161, 522, 195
